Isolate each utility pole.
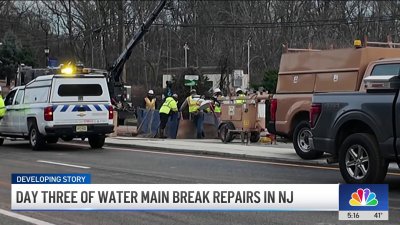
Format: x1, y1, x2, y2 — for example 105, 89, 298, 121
122, 24, 126, 83
247, 38, 251, 88
184, 42, 189, 68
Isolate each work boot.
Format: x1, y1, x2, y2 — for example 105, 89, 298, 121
159, 129, 166, 138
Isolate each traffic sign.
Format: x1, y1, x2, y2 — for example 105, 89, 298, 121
184, 75, 199, 80
184, 80, 197, 86
184, 75, 199, 86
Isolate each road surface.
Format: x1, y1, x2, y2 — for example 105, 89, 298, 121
0, 140, 399, 225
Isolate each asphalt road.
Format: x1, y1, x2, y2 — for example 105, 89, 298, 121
0, 140, 399, 225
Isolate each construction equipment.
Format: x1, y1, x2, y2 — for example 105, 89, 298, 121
218, 93, 269, 144
107, 0, 167, 125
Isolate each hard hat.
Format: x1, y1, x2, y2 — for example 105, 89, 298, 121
236, 88, 242, 93
214, 88, 221, 93
190, 89, 197, 93
148, 90, 154, 95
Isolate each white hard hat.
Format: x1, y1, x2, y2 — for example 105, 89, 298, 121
214, 88, 221, 93
235, 88, 242, 93
148, 90, 154, 94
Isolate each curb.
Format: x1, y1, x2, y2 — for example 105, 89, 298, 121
73, 140, 400, 173
99, 141, 337, 168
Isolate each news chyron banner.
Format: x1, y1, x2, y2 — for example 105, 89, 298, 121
11, 174, 388, 220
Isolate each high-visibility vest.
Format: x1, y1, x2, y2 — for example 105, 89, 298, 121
188, 96, 200, 113
214, 96, 222, 113
159, 97, 177, 115
235, 94, 246, 104
144, 97, 156, 110
0, 96, 5, 117
214, 105, 221, 113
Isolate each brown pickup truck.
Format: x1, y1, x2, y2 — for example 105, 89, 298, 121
268, 41, 400, 159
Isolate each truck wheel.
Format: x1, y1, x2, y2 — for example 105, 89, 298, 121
219, 123, 234, 143
46, 137, 58, 144
0, 138, 4, 146
293, 121, 324, 159
29, 124, 45, 151
250, 132, 260, 143
339, 133, 388, 184
89, 135, 105, 149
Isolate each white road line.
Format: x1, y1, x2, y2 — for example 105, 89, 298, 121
37, 160, 90, 169
0, 209, 56, 225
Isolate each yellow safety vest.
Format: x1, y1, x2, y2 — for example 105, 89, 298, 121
159, 97, 177, 115
235, 94, 246, 104
188, 96, 200, 113
0, 96, 5, 117
214, 105, 221, 113
144, 97, 156, 110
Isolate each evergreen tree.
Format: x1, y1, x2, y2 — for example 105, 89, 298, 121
0, 31, 36, 85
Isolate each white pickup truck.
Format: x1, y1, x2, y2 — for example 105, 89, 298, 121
0, 73, 114, 150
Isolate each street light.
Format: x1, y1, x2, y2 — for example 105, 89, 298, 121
183, 42, 189, 68
44, 47, 50, 67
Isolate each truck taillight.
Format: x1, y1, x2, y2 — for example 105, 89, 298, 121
44, 106, 53, 121
270, 98, 277, 121
310, 103, 321, 128
108, 105, 114, 120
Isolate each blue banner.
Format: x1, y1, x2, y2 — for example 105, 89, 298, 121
12, 174, 91, 184
339, 184, 388, 211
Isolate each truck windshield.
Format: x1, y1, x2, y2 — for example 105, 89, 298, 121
371, 63, 400, 76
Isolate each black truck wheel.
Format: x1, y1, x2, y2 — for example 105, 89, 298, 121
0, 138, 4, 146
293, 120, 324, 159
89, 135, 106, 149
339, 133, 388, 184
219, 123, 234, 143
29, 123, 45, 151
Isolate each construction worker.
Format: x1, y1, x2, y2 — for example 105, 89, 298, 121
212, 88, 223, 116
0, 87, 4, 119
158, 93, 178, 138
180, 89, 204, 139
235, 88, 246, 104
144, 90, 156, 110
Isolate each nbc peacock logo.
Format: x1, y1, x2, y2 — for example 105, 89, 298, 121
349, 188, 378, 206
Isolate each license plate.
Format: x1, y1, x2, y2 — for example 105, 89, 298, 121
76, 125, 87, 132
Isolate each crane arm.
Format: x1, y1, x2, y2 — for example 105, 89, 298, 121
108, 0, 167, 83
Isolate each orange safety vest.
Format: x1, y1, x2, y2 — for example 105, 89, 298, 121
144, 97, 156, 110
